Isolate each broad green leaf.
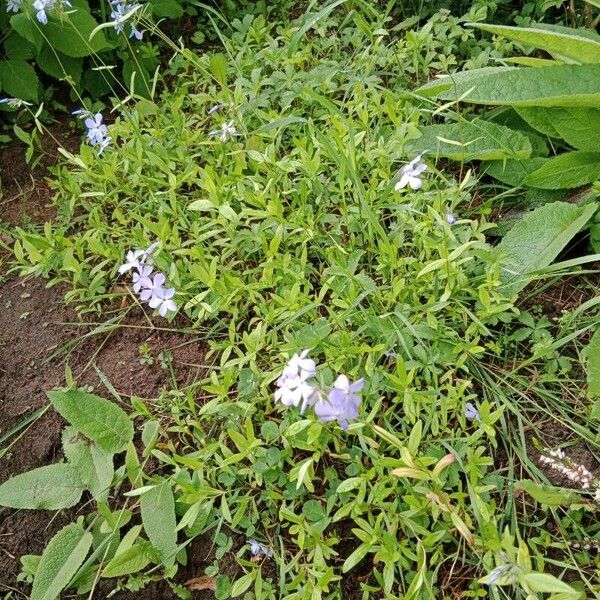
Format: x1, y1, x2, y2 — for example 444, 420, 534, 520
3, 32, 37, 60
230, 573, 253, 597
514, 480, 580, 506
10, 13, 43, 51
482, 158, 547, 187
44, 10, 109, 57
415, 66, 518, 98
516, 107, 562, 138
417, 64, 600, 108
519, 572, 578, 595
524, 151, 600, 189
583, 329, 600, 399
101, 540, 155, 577
0, 59, 39, 102
0, 464, 83, 509
495, 201, 597, 294
148, 0, 183, 17
36, 46, 83, 83
63, 427, 114, 502
547, 108, 600, 151
470, 23, 600, 64
140, 482, 177, 568
48, 389, 133, 453
406, 120, 532, 161
31, 522, 92, 600
342, 542, 372, 572
209, 54, 228, 86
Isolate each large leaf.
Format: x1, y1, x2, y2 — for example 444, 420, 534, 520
524, 151, 600, 189
547, 107, 600, 151
31, 523, 92, 600
37, 45, 83, 83
44, 10, 109, 57
416, 64, 600, 108
482, 157, 548, 187
63, 427, 114, 502
0, 59, 39, 102
148, 0, 183, 18
10, 13, 43, 51
494, 201, 597, 294
583, 329, 600, 399
140, 481, 177, 568
470, 23, 600, 64
0, 464, 83, 509
406, 119, 532, 161
47, 389, 133, 453
515, 107, 562, 138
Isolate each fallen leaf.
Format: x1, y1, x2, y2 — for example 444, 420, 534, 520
185, 575, 217, 591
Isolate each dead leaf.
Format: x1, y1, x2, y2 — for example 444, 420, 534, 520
184, 575, 217, 591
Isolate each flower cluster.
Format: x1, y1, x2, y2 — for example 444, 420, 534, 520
32, 0, 71, 24
118, 243, 177, 317
274, 350, 364, 430
110, 0, 143, 40
5, 0, 22, 13
540, 447, 600, 501
73, 110, 112, 154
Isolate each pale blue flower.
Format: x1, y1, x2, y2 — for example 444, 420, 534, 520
446, 211, 456, 225
85, 113, 108, 145
207, 103, 223, 115
132, 264, 152, 293
33, 0, 49, 23
314, 374, 363, 430
148, 285, 177, 317
118, 249, 144, 274
209, 120, 237, 141
465, 402, 481, 422
249, 539, 273, 558
275, 350, 319, 414
129, 23, 143, 40
6, 0, 22, 13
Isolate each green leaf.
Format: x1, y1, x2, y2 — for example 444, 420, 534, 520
546, 108, 600, 151
519, 572, 578, 595
495, 201, 597, 294
515, 107, 562, 138
230, 573, 253, 597
302, 499, 326, 522
44, 10, 109, 57
514, 480, 580, 506
47, 389, 133, 453
524, 151, 600, 189
406, 119, 532, 161
62, 427, 114, 502
140, 481, 178, 568
31, 523, 92, 600
148, 0, 183, 17
36, 46, 83, 83
3, 32, 36, 60
415, 66, 518, 98
0, 464, 83, 509
417, 64, 600, 108
101, 540, 156, 577
583, 329, 600, 399
209, 54, 228, 86
470, 23, 600, 64
342, 542, 372, 573
482, 158, 548, 187
10, 13, 43, 51
0, 59, 39, 102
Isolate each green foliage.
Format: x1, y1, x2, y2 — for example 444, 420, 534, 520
48, 389, 133, 453
583, 329, 600, 398
140, 482, 177, 568
495, 201, 596, 294
30, 522, 93, 600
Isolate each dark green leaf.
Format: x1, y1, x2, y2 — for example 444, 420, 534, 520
0, 59, 39, 102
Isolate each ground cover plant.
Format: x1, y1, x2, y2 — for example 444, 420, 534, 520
2, 1, 600, 599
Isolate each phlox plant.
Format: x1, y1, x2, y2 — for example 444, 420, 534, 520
5, 3, 600, 600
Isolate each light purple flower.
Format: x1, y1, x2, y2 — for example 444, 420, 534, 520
395, 153, 427, 191
281, 350, 316, 382
208, 103, 223, 115
249, 539, 273, 558
85, 113, 108, 146
132, 264, 153, 293
129, 24, 143, 39
118, 250, 144, 274
33, 0, 49, 23
274, 376, 317, 414
148, 285, 177, 317
314, 375, 364, 430
139, 272, 166, 302
465, 402, 481, 422
446, 211, 456, 225
97, 135, 111, 155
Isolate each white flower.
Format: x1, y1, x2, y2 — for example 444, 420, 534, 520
249, 539, 273, 558
139, 272, 167, 302
118, 250, 144, 274
132, 264, 153, 293
281, 349, 316, 382
446, 211, 456, 225
274, 375, 317, 414
209, 120, 237, 142
85, 113, 108, 146
97, 135, 111, 155
6, 0, 22, 13
33, 0, 50, 22
395, 153, 427, 191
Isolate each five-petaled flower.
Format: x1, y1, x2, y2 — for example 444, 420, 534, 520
209, 120, 237, 141
395, 153, 427, 191
314, 375, 364, 430
464, 402, 481, 422
85, 113, 108, 145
